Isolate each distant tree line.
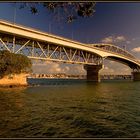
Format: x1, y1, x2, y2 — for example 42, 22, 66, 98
0, 50, 32, 78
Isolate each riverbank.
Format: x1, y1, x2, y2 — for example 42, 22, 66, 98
0, 73, 29, 88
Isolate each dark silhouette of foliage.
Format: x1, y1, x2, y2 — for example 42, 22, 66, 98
0, 50, 32, 78
30, 6, 38, 14
19, 2, 96, 23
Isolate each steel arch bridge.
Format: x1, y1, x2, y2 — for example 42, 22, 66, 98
0, 19, 140, 81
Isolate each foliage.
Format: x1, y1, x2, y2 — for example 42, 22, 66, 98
0, 50, 32, 78
19, 2, 96, 23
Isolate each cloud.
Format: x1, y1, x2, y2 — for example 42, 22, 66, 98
100, 66, 114, 74
104, 66, 109, 70
32, 61, 132, 76
101, 35, 126, 44
131, 47, 140, 53
32, 61, 61, 74
101, 65, 131, 75
126, 41, 131, 44
123, 68, 130, 72
109, 61, 115, 64
32, 61, 86, 75
100, 59, 132, 75
31, 56, 133, 76
101, 36, 113, 44
115, 36, 126, 42
132, 38, 136, 41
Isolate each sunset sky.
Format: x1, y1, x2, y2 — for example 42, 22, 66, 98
0, 2, 140, 75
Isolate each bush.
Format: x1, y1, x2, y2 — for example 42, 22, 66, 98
0, 50, 32, 78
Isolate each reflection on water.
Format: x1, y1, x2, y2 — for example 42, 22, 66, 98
0, 79, 140, 138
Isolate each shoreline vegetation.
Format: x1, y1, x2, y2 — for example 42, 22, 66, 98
0, 50, 32, 88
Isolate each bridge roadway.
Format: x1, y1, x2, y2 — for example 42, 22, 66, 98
0, 19, 140, 82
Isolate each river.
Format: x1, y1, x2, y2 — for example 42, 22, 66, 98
0, 78, 140, 138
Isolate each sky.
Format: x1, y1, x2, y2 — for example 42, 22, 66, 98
0, 2, 140, 75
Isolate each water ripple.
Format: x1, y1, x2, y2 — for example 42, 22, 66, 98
0, 80, 140, 138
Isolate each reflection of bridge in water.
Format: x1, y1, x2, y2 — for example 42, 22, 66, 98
0, 19, 140, 82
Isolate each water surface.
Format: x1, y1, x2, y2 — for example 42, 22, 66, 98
0, 79, 140, 138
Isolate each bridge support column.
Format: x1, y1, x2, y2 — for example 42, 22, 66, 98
84, 65, 103, 82
132, 72, 140, 81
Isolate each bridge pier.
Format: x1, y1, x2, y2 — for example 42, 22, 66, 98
84, 65, 103, 82
132, 72, 140, 81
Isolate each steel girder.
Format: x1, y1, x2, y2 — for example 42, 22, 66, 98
0, 34, 103, 65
